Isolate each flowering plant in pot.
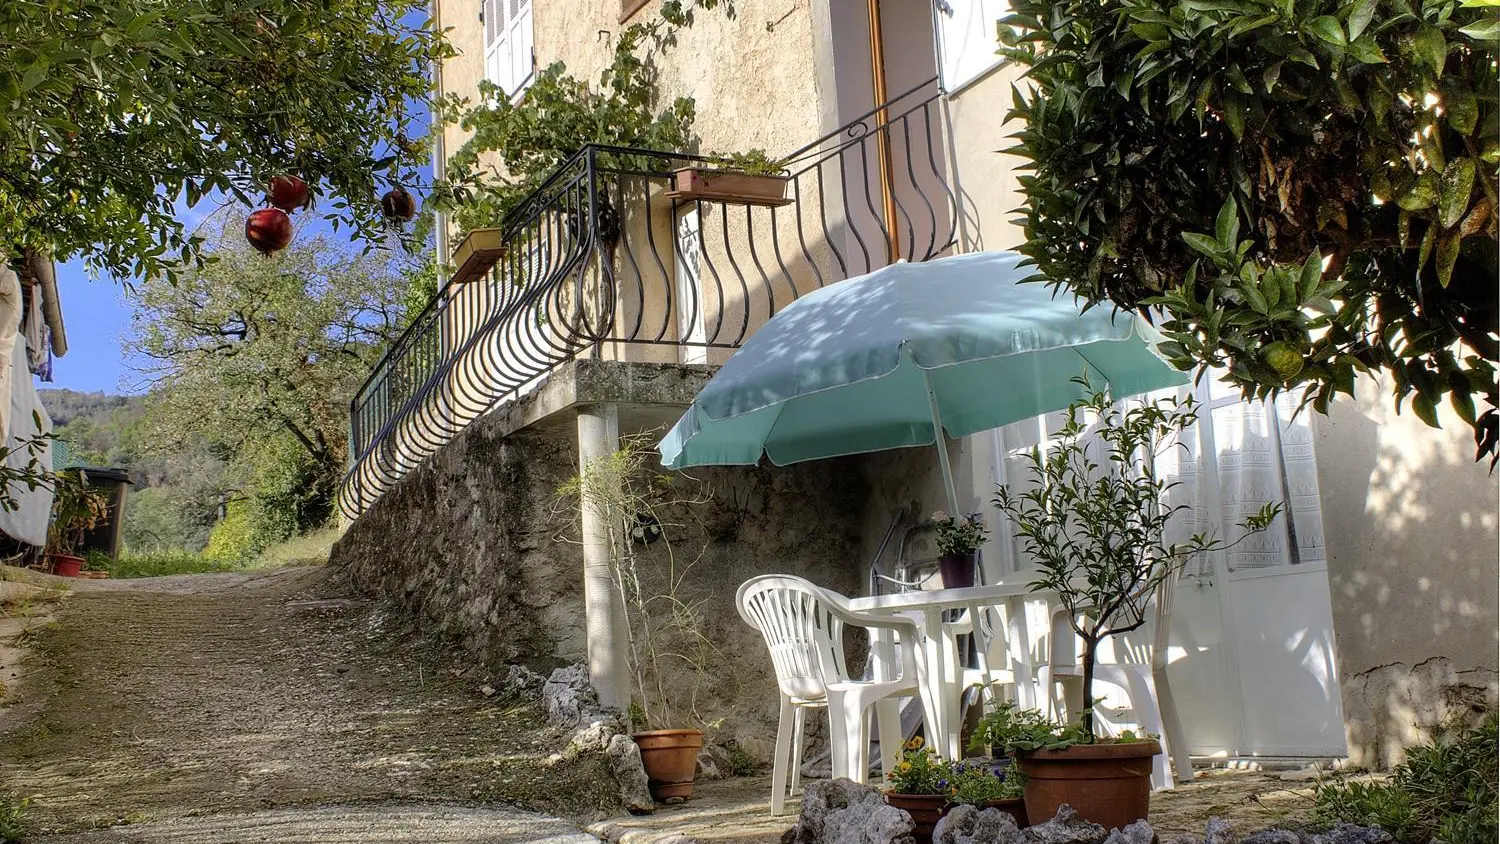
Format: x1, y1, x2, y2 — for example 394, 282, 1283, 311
990, 378, 1280, 829
949, 757, 1028, 827
884, 736, 957, 844
931, 511, 988, 588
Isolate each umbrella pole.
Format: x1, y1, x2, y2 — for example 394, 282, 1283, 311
922, 369, 962, 516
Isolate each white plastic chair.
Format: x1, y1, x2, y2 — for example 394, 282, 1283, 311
736, 574, 921, 815
1035, 579, 1193, 789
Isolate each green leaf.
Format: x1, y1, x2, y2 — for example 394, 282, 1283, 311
1262, 61, 1283, 93
1397, 169, 1441, 211
1299, 249, 1323, 300
1306, 15, 1347, 46
1438, 158, 1477, 228
1345, 0, 1377, 41
1435, 229, 1461, 288
1182, 232, 1224, 258
1214, 195, 1240, 247
1224, 93, 1246, 140
1414, 24, 1447, 74
1412, 392, 1441, 428
1459, 18, 1500, 40
1347, 35, 1389, 63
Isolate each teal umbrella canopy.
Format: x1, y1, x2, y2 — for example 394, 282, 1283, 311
659, 251, 1187, 472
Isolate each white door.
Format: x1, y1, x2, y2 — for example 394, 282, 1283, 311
982, 383, 1347, 757
675, 209, 708, 365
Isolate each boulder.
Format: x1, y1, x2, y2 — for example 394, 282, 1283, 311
1023, 805, 1109, 844
825, 803, 917, 844
1242, 831, 1304, 844
1205, 819, 1237, 844
566, 713, 628, 756
697, 744, 734, 780
501, 663, 546, 699
543, 663, 598, 729
781, 779, 889, 844
1309, 825, 1394, 844
605, 733, 655, 815
1102, 821, 1158, 844
934, 804, 1025, 844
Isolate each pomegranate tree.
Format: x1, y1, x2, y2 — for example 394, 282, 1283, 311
245, 208, 293, 255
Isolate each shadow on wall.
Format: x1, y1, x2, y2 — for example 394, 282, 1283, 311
1316, 383, 1500, 769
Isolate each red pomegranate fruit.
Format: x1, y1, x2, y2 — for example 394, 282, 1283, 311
380, 186, 417, 221
267, 174, 310, 212
245, 208, 293, 255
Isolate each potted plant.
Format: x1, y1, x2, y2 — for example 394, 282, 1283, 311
884, 736, 957, 844
46, 470, 110, 578
560, 436, 717, 803
666, 149, 791, 207
989, 378, 1280, 829
931, 511, 988, 588
949, 757, 1028, 827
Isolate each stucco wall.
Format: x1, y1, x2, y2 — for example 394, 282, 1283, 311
1314, 374, 1500, 768
331, 386, 872, 755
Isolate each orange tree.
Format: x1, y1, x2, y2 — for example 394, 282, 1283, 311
0, 0, 453, 281
1000, 0, 1498, 461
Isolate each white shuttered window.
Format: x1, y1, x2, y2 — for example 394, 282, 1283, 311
483, 0, 534, 98
934, 0, 1006, 93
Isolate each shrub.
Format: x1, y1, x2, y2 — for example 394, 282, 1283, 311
0, 792, 26, 844
203, 501, 257, 562
1313, 715, 1497, 844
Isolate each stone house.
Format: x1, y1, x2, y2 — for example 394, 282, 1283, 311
331, 0, 1498, 770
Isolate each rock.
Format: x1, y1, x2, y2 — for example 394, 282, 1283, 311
781, 779, 888, 844
479, 684, 497, 697
1309, 825, 1394, 844
1242, 832, 1304, 844
1162, 836, 1202, 844
543, 663, 598, 729
567, 713, 627, 756
825, 803, 916, 844
1023, 805, 1109, 844
697, 744, 732, 780
605, 733, 655, 815
1205, 819, 1237, 844
934, 804, 1024, 844
1102, 820, 1157, 844
501, 663, 545, 699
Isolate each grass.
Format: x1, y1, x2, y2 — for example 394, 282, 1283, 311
0, 792, 27, 843
85, 524, 343, 579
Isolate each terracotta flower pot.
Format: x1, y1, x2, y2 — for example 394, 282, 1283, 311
666, 167, 791, 207
49, 553, 84, 578
937, 552, 977, 588
1014, 739, 1161, 831
984, 797, 1029, 827
884, 792, 950, 844
633, 729, 704, 801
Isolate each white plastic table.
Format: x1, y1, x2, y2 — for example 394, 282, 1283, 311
848, 579, 1056, 761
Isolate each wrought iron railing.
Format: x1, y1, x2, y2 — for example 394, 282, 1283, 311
341, 77, 959, 518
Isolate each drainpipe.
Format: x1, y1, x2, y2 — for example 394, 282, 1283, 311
867, 0, 901, 264
577, 403, 633, 711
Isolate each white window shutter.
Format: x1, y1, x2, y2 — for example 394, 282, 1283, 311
483, 0, 511, 93
509, 0, 534, 95
935, 0, 1005, 92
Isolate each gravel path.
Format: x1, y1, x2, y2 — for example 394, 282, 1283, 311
0, 566, 615, 842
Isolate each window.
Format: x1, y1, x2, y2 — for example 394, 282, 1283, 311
483, 0, 534, 98
933, 0, 1006, 93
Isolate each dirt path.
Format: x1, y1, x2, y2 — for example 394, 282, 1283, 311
0, 566, 616, 841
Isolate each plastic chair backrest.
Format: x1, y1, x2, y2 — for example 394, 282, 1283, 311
736, 575, 849, 701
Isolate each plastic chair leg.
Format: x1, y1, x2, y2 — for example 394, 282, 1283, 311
789, 705, 806, 796
771, 699, 796, 816
875, 698, 902, 778
826, 695, 852, 783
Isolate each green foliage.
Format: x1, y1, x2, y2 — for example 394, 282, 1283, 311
126, 216, 414, 532
85, 549, 244, 578
435, 1, 732, 236
931, 510, 989, 555
718, 741, 763, 777
0, 0, 451, 282
711, 148, 787, 176
885, 736, 956, 796
0, 792, 26, 844
203, 500, 257, 562
1312, 716, 1497, 844
949, 760, 1026, 806
46, 469, 111, 556
999, 0, 1499, 461
993, 379, 1280, 737
969, 701, 1094, 755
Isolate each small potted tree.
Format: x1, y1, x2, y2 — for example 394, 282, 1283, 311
931, 511, 988, 588
46, 470, 110, 578
560, 436, 717, 802
990, 378, 1280, 829
883, 736, 957, 844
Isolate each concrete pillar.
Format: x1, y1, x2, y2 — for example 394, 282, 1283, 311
577, 403, 633, 711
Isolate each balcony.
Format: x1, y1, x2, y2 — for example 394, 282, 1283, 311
342, 77, 960, 519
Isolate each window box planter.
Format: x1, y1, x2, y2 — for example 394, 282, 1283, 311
449, 227, 508, 285
665, 167, 791, 207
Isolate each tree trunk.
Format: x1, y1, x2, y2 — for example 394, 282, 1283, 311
1081, 637, 1097, 740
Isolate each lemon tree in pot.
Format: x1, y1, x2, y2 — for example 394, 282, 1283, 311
990, 379, 1280, 829
560, 436, 719, 802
